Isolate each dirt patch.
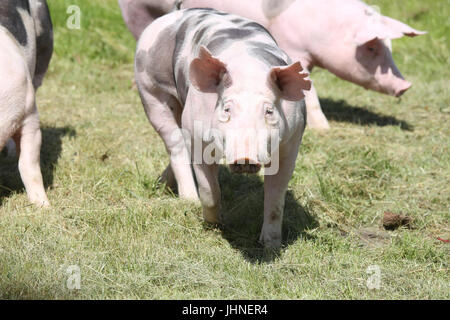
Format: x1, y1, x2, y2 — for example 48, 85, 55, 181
356, 227, 391, 247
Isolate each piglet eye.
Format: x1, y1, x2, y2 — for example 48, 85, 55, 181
219, 103, 231, 122
264, 104, 278, 125
264, 104, 274, 116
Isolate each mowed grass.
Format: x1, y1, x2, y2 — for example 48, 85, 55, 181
0, 0, 448, 299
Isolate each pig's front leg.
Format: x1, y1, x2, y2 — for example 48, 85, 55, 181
17, 110, 50, 207
260, 139, 300, 249
304, 83, 330, 130
193, 163, 221, 224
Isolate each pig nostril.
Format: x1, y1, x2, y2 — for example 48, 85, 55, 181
233, 158, 259, 166
229, 159, 261, 174
395, 82, 412, 97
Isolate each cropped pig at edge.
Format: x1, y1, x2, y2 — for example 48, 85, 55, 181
119, 0, 426, 129
135, 9, 311, 248
0, 0, 53, 207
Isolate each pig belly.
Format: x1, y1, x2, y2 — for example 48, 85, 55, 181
0, 30, 31, 145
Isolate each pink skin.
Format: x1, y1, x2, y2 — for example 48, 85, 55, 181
136, 10, 311, 248
119, 0, 426, 128
185, 48, 310, 247
0, 3, 50, 207
354, 39, 412, 97
118, 0, 175, 40
182, 0, 423, 97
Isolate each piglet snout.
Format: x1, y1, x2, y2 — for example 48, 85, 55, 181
229, 159, 261, 174
395, 81, 412, 97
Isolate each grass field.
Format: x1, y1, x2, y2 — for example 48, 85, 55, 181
0, 0, 448, 299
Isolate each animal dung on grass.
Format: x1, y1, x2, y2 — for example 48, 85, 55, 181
383, 211, 414, 230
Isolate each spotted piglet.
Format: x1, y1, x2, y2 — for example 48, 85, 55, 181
0, 0, 53, 207
135, 9, 311, 248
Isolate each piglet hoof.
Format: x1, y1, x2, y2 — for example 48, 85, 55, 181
307, 121, 330, 130
179, 190, 200, 202
32, 199, 50, 208
202, 206, 221, 225
306, 110, 330, 130
259, 230, 282, 249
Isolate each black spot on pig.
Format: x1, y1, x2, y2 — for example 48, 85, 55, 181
241, 21, 277, 43
175, 68, 188, 104
206, 36, 230, 53
230, 18, 243, 24
33, 0, 54, 88
0, 0, 30, 46
192, 26, 209, 45
248, 44, 288, 66
212, 28, 254, 41
135, 49, 148, 73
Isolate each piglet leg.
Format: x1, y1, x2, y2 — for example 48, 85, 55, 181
260, 134, 302, 249
304, 83, 330, 130
193, 163, 221, 224
17, 110, 49, 207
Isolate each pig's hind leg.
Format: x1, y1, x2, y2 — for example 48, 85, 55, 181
0, 93, 49, 207
304, 83, 330, 130
16, 109, 50, 207
139, 87, 199, 200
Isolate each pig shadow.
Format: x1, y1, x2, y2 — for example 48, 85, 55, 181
321, 98, 413, 130
0, 126, 76, 205
209, 167, 318, 263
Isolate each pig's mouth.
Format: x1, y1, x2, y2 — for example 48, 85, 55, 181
229, 159, 261, 174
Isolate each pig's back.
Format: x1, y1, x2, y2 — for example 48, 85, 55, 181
0, 0, 36, 75
173, 8, 290, 103
135, 10, 184, 98
0, 0, 30, 47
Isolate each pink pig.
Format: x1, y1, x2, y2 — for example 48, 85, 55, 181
135, 8, 312, 248
119, 0, 426, 129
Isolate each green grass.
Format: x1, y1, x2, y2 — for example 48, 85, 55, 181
0, 0, 448, 299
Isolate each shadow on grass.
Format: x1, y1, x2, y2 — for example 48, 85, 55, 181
0, 126, 75, 204
209, 167, 318, 263
321, 98, 413, 130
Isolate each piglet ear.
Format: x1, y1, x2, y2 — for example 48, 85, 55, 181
383, 16, 427, 38
270, 62, 311, 101
189, 46, 228, 93
355, 15, 427, 46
